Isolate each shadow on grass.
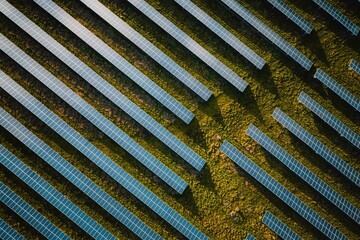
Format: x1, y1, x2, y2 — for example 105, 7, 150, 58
196, 164, 217, 193
301, 31, 329, 66
198, 95, 225, 127
251, 64, 279, 97
327, 91, 360, 125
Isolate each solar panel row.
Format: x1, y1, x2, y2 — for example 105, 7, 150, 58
0, 183, 70, 240
33, 0, 194, 124
312, 0, 359, 36
220, 0, 313, 70
0, 145, 116, 240
126, 0, 249, 92
245, 233, 256, 240
298, 92, 360, 149
174, 0, 265, 69
266, 0, 313, 34
314, 68, 360, 111
219, 141, 347, 240
0, 219, 25, 240
272, 107, 360, 188
262, 211, 301, 240
0, 34, 188, 194
246, 124, 360, 224
349, 59, 360, 76
0, 0, 205, 174
0, 107, 162, 240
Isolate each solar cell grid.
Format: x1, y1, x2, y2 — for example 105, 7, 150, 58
174, 0, 265, 69
272, 107, 360, 188
298, 92, 360, 149
314, 68, 360, 111
220, 0, 313, 70
246, 124, 360, 224
349, 59, 360, 76
126, 0, 249, 92
0, 0, 205, 175
262, 211, 301, 240
245, 233, 256, 240
220, 141, 347, 240
0, 183, 70, 240
0, 144, 116, 240
33, 0, 194, 124
0, 219, 25, 240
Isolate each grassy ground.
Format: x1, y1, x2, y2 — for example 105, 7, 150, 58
1, 0, 359, 239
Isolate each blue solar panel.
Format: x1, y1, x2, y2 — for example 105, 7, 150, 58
262, 211, 301, 240
314, 68, 360, 111
246, 124, 360, 224
32, 0, 194, 124
174, 0, 265, 69
79, 0, 212, 101
349, 59, 360, 76
272, 107, 360, 188
0, 1, 205, 174
0, 34, 188, 194
312, 0, 359, 36
245, 233, 256, 240
298, 92, 360, 149
220, 141, 347, 240
0, 145, 116, 240
127, 0, 249, 92
266, 0, 313, 34
220, 0, 313, 70
0, 107, 161, 240
0, 183, 70, 240
0, 219, 25, 240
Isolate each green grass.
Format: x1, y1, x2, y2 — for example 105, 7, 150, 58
1, 0, 359, 239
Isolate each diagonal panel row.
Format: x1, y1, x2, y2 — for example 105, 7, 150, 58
0, 219, 25, 240
174, 0, 265, 69
219, 141, 347, 240
220, 0, 313, 70
0, 0, 205, 174
262, 211, 301, 240
272, 107, 360, 187
33, 0, 194, 124
0, 183, 70, 240
126, 0, 249, 92
349, 59, 360, 76
245, 233, 256, 240
0, 145, 116, 240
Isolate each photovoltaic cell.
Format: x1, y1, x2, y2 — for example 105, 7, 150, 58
0, 107, 162, 240
0, 183, 70, 240
0, 145, 116, 240
0, 219, 25, 240
220, 0, 313, 70
80, 0, 212, 101
312, 0, 359, 36
245, 233, 256, 240
0, 34, 188, 194
220, 141, 347, 240
33, 0, 194, 124
246, 124, 360, 224
272, 107, 360, 187
298, 92, 360, 149
349, 59, 360, 76
0, 0, 205, 176
265, 0, 313, 34
314, 68, 360, 111
127, 0, 249, 92
174, 0, 265, 69
262, 211, 301, 240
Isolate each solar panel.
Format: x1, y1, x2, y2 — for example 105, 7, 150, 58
265, 0, 313, 34
298, 92, 360, 149
0, 183, 70, 240
220, 0, 313, 71
0, 145, 116, 240
262, 211, 301, 240
0, 0, 205, 175
126, 0, 249, 92
79, 0, 212, 101
0, 34, 189, 194
272, 107, 360, 187
219, 141, 347, 240
245, 233, 256, 240
314, 68, 360, 111
0, 219, 25, 240
0, 107, 161, 240
349, 59, 360, 76
174, 0, 265, 69
32, 0, 194, 124
312, 0, 359, 36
